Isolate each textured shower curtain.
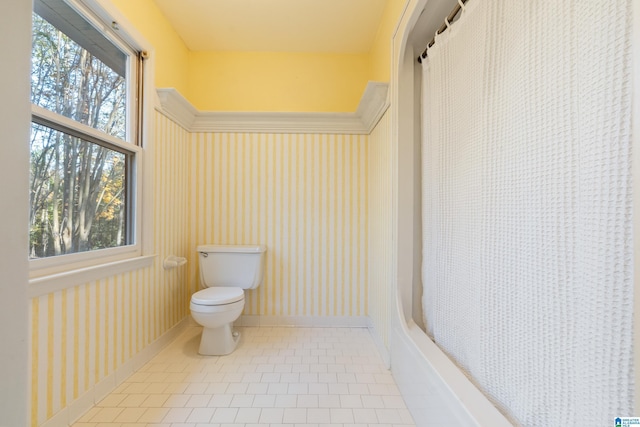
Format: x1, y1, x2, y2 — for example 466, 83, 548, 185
421, 1, 633, 425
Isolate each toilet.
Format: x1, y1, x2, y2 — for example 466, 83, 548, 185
190, 244, 266, 355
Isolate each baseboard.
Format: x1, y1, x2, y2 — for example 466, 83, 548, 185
44, 315, 382, 426
367, 321, 391, 369
38, 406, 68, 427
236, 315, 369, 328
41, 316, 190, 427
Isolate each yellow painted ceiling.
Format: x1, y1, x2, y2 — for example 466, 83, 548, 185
152, 0, 388, 53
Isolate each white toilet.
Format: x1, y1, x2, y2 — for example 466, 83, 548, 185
190, 244, 266, 355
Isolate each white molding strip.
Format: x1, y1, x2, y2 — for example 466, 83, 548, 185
28, 255, 155, 298
356, 81, 391, 132
190, 111, 364, 135
155, 88, 198, 130
43, 317, 189, 427
368, 323, 391, 369
156, 82, 389, 135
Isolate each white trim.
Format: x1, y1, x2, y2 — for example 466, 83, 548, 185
356, 81, 390, 132
28, 0, 158, 293
77, 0, 158, 257
368, 322, 391, 369
0, 1, 30, 425
155, 88, 198, 130
30, 244, 140, 275
78, 0, 153, 54
156, 82, 389, 135
39, 407, 68, 427
138, 50, 156, 258
28, 255, 155, 298
29, 103, 145, 277
31, 106, 138, 153
81, 0, 159, 258
190, 111, 365, 135
40, 317, 190, 427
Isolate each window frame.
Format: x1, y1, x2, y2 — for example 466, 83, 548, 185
28, 0, 155, 293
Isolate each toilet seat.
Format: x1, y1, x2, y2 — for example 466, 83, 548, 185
191, 287, 244, 306
190, 298, 244, 314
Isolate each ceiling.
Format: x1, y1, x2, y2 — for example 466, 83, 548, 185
152, 0, 388, 53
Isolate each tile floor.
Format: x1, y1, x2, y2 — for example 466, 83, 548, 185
73, 325, 416, 427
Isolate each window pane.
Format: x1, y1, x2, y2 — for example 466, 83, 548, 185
31, 12, 127, 139
29, 123, 129, 259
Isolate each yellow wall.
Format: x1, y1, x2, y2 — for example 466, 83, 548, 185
188, 51, 369, 112
369, 0, 406, 82
31, 111, 373, 425
188, 131, 369, 317
30, 1, 403, 422
109, 0, 404, 112
31, 112, 191, 426
110, 0, 190, 96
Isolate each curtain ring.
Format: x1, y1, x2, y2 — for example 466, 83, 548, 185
457, 0, 466, 12
444, 18, 451, 30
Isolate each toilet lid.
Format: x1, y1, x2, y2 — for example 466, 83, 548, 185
191, 287, 244, 305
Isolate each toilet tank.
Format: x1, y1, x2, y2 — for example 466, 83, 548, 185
197, 245, 266, 289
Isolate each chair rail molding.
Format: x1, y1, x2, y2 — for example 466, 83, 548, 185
156, 82, 389, 135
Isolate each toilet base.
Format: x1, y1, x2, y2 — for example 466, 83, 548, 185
198, 322, 240, 355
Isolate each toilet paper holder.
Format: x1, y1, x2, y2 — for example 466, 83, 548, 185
163, 255, 187, 270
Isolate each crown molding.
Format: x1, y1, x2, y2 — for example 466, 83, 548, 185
355, 81, 390, 132
155, 89, 198, 130
156, 82, 389, 135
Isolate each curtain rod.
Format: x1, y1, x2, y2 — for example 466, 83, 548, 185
417, 0, 469, 63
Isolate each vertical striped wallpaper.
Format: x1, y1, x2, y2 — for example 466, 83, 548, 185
188, 131, 368, 318
30, 270, 154, 426
31, 111, 379, 426
30, 111, 191, 426
153, 110, 191, 329
367, 111, 393, 349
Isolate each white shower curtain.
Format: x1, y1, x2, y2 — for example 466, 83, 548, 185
421, 1, 634, 425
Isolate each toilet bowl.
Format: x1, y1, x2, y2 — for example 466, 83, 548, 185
190, 287, 245, 355
190, 245, 266, 355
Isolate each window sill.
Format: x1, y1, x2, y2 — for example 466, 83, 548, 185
28, 254, 156, 298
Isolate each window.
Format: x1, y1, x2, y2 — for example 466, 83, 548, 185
30, 0, 143, 270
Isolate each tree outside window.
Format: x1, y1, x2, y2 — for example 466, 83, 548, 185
29, 4, 137, 260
